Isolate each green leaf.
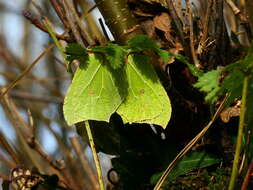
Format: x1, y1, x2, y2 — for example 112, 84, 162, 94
63, 54, 126, 125
127, 35, 171, 63
150, 151, 221, 185
193, 62, 245, 104
127, 35, 159, 51
117, 54, 171, 129
191, 47, 253, 104
65, 43, 88, 63
166, 52, 203, 77
219, 68, 244, 106
65, 43, 86, 55
91, 43, 126, 69
157, 49, 170, 63
179, 56, 203, 78
193, 69, 222, 102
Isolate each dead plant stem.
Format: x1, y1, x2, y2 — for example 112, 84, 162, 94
241, 157, 253, 190
185, 0, 201, 68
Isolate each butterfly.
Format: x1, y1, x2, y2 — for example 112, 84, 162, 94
10, 167, 44, 190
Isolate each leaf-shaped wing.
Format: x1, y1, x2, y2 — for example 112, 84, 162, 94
63, 54, 126, 125
117, 54, 171, 129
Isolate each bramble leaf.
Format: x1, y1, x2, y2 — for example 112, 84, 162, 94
194, 69, 222, 102
90, 43, 126, 69
192, 61, 248, 104
157, 49, 170, 63
127, 35, 159, 51
65, 43, 88, 63
127, 35, 171, 63
176, 54, 203, 77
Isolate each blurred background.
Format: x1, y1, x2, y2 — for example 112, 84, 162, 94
0, 0, 112, 189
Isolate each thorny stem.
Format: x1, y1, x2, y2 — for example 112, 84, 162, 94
228, 75, 249, 190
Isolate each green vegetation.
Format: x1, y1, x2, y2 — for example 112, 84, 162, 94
1, 0, 253, 190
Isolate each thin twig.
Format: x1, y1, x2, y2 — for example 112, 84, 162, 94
1, 95, 73, 190
23, 10, 74, 42
0, 130, 21, 165
197, 0, 213, 55
27, 109, 36, 139
0, 173, 9, 180
79, 1, 105, 45
226, 0, 240, 15
241, 157, 253, 190
9, 90, 63, 103
62, 0, 94, 46
1, 94, 71, 189
84, 121, 105, 190
43, 18, 67, 60
62, 0, 85, 46
0, 44, 54, 99
49, 0, 70, 29
0, 37, 63, 98
225, 0, 248, 24
86, 4, 98, 14
166, 0, 185, 48
15, 77, 69, 84
0, 152, 16, 168
1, 93, 45, 172
154, 95, 228, 190
31, 0, 45, 16
185, 0, 201, 68
26, 138, 64, 171
70, 136, 99, 190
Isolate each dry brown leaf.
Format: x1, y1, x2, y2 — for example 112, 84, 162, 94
220, 101, 241, 123
141, 20, 156, 39
153, 12, 172, 32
